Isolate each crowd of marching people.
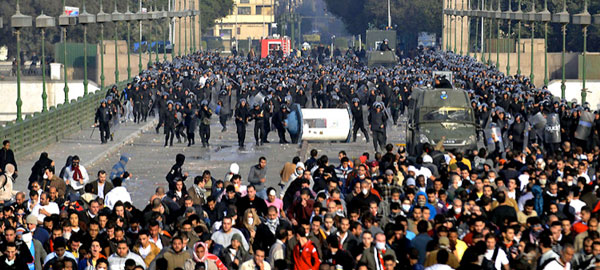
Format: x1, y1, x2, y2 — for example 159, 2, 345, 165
0, 45, 598, 270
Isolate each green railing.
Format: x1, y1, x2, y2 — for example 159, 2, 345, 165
0, 81, 126, 156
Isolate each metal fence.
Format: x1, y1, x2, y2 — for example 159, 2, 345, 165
0, 81, 124, 155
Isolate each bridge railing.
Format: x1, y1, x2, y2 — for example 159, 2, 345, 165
0, 81, 125, 155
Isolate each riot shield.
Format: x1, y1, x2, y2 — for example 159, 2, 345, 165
544, 113, 561, 144
575, 111, 594, 140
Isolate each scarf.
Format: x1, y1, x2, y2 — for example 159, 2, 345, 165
72, 165, 83, 182
193, 185, 206, 200
266, 218, 279, 235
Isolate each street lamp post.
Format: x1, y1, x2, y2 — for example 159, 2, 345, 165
572, 0, 591, 103
178, 0, 183, 56
516, 0, 522, 75
495, 0, 501, 67
11, 0, 32, 122
526, 0, 536, 83
79, 0, 96, 96
502, 0, 512, 76
552, 0, 568, 99
162, 6, 169, 61
460, 0, 464, 55
136, 2, 143, 74
155, 2, 161, 63
537, 0, 551, 86
168, 4, 177, 60
97, 0, 111, 91
454, 0, 457, 53
35, 12, 54, 112
124, 3, 134, 80
112, 0, 125, 84
59, 0, 76, 104
481, 1, 486, 63
487, 0, 492, 66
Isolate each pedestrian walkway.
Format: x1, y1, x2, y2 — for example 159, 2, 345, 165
13, 117, 157, 192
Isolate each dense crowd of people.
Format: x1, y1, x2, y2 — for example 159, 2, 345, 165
0, 45, 599, 270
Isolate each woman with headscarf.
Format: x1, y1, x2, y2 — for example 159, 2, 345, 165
58, 156, 73, 180
29, 152, 53, 184
184, 241, 226, 270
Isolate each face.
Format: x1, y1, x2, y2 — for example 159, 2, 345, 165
254, 250, 265, 263
117, 243, 129, 257
4, 230, 15, 242
247, 187, 256, 198
486, 237, 496, 250
222, 219, 233, 232
259, 159, 267, 168
172, 239, 183, 253
98, 173, 106, 183
195, 245, 206, 259
91, 241, 102, 256
362, 233, 373, 247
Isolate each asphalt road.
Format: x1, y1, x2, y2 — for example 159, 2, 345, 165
87, 114, 407, 208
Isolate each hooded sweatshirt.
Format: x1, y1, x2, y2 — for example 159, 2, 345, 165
110, 154, 130, 180
415, 191, 437, 219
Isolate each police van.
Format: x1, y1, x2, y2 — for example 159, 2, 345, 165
406, 77, 479, 155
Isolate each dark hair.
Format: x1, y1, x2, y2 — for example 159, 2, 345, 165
2, 140, 9, 146
417, 220, 429, 234
194, 176, 203, 185
97, 170, 106, 177
112, 177, 123, 187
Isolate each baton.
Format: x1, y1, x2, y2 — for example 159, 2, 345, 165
90, 124, 97, 138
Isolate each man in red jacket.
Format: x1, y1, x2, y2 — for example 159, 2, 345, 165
292, 225, 320, 270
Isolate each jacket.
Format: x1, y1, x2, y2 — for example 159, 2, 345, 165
184, 258, 219, 270
220, 245, 251, 270
247, 164, 267, 191
239, 259, 272, 270
95, 106, 112, 123
132, 243, 161, 267
84, 180, 114, 198
161, 247, 191, 270
359, 246, 397, 270
292, 240, 320, 270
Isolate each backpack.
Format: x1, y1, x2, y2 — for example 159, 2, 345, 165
481, 246, 499, 270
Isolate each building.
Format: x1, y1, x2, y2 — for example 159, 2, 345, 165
213, 0, 276, 41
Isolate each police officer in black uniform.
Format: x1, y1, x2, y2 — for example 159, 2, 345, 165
95, 99, 113, 144
199, 100, 213, 147
235, 98, 251, 148
369, 102, 388, 152
163, 101, 176, 147
251, 103, 266, 146
351, 98, 369, 143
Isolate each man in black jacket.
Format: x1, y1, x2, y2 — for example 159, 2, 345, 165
351, 98, 369, 142
235, 99, 251, 148
251, 103, 266, 146
0, 140, 17, 175
162, 101, 176, 148
368, 102, 388, 152
95, 99, 112, 144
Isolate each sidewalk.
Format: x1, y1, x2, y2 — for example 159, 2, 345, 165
13, 117, 157, 192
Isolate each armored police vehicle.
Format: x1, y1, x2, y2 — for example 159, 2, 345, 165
406, 83, 479, 155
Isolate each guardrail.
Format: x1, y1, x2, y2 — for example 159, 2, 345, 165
0, 81, 125, 155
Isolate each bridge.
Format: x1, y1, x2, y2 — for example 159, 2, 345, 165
0, 0, 598, 207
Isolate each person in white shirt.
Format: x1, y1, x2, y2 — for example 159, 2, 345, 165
211, 216, 249, 251
104, 177, 132, 210
484, 234, 509, 270
31, 192, 59, 223
240, 249, 271, 270
108, 240, 146, 270
542, 244, 574, 270
63, 156, 90, 193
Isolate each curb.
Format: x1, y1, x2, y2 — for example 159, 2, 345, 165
83, 118, 158, 169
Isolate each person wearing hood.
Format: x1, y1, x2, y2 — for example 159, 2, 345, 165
415, 191, 437, 220
184, 241, 224, 270
220, 233, 252, 270
166, 154, 188, 192
29, 153, 53, 185
0, 164, 17, 202
288, 162, 305, 183
110, 154, 131, 181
